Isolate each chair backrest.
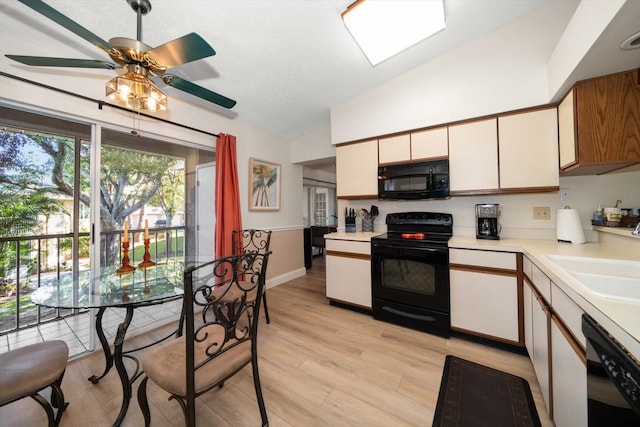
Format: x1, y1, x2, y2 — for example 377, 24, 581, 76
182, 251, 270, 414
232, 229, 272, 256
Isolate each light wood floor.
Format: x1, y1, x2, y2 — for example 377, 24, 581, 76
0, 256, 553, 426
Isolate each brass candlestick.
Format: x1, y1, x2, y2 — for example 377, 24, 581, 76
116, 241, 136, 275
138, 238, 156, 268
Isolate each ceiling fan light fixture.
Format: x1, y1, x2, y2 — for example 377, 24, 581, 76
105, 71, 167, 112
342, 0, 446, 66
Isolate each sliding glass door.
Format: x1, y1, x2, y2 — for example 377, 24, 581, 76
0, 106, 214, 350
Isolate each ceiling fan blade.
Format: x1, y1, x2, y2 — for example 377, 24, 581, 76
162, 75, 236, 109
18, 0, 112, 51
146, 33, 216, 68
6, 54, 116, 69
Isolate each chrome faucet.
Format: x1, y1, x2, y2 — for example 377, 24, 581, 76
633, 222, 640, 235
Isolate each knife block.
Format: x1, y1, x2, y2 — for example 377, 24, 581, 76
345, 216, 356, 233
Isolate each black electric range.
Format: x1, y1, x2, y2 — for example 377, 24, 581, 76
371, 212, 453, 337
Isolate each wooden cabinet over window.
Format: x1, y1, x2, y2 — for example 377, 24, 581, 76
558, 69, 640, 175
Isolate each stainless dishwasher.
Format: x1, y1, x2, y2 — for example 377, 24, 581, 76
582, 314, 639, 426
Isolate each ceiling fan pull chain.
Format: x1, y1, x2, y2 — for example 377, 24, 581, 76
131, 109, 141, 136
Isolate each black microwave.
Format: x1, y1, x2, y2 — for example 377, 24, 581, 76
378, 159, 449, 200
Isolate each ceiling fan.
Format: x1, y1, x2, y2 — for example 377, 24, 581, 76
5, 0, 236, 112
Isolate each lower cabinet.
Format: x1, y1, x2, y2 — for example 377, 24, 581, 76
450, 270, 519, 342
523, 256, 587, 426
551, 315, 588, 427
523, 280, 534, 357
325, 239, 372, 309
449, 249, 520, 344
530, 285, 551, 414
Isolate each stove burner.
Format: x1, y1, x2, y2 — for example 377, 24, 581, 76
401, 233, 426, 239
372, 211, 453, 245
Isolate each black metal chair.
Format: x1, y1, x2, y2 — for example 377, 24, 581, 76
0, 340, 69, 427
232, 229, 272, 323
138, 252, 271, 427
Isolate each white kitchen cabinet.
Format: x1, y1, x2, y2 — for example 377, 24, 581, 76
448, 118, 499, 193
525, 257, 552, 415
531, 288, 551, 414
498, 107, 559, 190
449, 249, 519, 343
410, 127, 448, 160
325, 239, 371, 309
336, 139, 378, 198
523, 280, 534, 358
552, 283, 587, 349
378, 134, 410, 164
551, 315, 587, 427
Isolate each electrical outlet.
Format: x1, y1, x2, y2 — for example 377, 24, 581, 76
560, 188, 572, 201
533, 207, 551, 220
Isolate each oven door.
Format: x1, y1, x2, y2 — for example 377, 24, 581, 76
371, 240, 449, 313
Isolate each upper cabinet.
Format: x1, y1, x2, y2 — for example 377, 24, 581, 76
378, 127, 448, 165
336, 139, 378, 199
449, 118, 499, 194
558, 69, 640, 175
411, 127, 448, 161
378, 134, 410, 164
498, 107, 559, 191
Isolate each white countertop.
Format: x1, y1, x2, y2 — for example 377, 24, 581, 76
450, 236, 640, 357
324, 231, 383, 242
322, 231, 639, 356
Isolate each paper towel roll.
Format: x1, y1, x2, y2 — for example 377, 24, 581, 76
557, 208, 586, 244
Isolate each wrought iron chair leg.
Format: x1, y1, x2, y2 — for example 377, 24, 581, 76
137, 376, 152, 427
51, 374, 68, 426
31, 393, 56, 427
252, 358, 269, 426
262, 293, 270, 324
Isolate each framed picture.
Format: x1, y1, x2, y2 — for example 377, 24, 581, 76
249, 158, 281, 211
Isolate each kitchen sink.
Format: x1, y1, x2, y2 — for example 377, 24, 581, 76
571, 272, 640, 303
543, 255, 640, 303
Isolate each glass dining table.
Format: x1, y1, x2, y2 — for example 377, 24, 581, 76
30, 260, 188, 427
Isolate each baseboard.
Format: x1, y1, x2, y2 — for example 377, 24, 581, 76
266, 267, 306, 289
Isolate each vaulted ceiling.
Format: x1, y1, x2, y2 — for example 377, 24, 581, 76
1, 0, 638, 142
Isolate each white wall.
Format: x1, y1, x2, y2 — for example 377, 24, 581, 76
0, 74, 303, 232
338, 170, 640, 242
330, 1, 580, 144
546, 0, 626, 99
291, 124, 335, 164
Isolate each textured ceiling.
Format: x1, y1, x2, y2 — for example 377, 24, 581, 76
0, 0, 638, 143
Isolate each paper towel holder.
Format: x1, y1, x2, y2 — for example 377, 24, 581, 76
557, 206, 586, 244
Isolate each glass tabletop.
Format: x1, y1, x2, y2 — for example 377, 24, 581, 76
30, 260, 187, 309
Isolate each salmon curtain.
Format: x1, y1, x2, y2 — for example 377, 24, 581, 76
215, 133, 242, 259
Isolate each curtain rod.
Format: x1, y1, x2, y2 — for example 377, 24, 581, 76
0, 71, 219, 139
303, 177, 336, 186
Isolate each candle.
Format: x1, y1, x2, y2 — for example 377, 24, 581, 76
123, 221, 128, 243
144, 219, 149, 240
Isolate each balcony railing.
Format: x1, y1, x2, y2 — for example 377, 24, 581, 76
0, 226, 185, 334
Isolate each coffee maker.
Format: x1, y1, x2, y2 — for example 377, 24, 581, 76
476, 203, 500, 240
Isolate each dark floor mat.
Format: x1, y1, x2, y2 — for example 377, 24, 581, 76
433, 355, 541, 427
